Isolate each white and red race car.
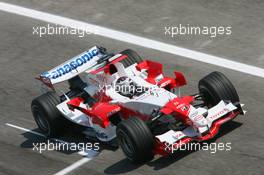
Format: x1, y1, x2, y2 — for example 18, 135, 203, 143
31, 46, 245, 163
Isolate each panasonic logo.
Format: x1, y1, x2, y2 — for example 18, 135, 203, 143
42, 48, 99, 79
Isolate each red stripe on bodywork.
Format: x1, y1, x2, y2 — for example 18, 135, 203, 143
90, 55, 127, 74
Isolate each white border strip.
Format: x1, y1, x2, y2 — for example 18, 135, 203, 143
0, 2, 263, 78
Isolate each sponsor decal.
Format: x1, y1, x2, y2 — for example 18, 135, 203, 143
160, 80, 170, 87
173, 132, 185, 140
208, 108, 230, 120
42, 48, 99, 79
176, 103, 185, 109
193, 115, 204, 122
173, 101, 179, 106
181, 105, 188, 111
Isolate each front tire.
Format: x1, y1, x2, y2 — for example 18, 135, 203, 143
31, 92, 66, 137
117, 117, 154, 163
199, 71, 239, 106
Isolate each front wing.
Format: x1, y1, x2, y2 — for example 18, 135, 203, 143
153, 101, 243, 155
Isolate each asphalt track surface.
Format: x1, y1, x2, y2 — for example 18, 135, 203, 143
0, 1, 264, 175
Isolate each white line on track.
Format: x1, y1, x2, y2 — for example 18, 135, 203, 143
6, 123, 70, 145
6, 123, 45, 137
0, 2, 264, 78
54, 157, 91, 175
5, 123, 99, 175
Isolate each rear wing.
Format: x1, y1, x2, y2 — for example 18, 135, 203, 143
36, 46, 106, 85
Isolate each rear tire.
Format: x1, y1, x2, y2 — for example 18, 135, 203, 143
120, 49, 143, 67
31, 92, 67, 137
199, 71, 239, 106
117, 117, 154, 163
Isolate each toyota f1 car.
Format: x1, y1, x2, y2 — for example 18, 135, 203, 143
31, 46, 245, 163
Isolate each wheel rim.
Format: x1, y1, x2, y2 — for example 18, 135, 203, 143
118, 131, 135, 158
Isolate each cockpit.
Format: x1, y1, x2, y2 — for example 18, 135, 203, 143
114, 76, 148, 98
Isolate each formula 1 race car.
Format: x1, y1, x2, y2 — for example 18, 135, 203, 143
31, 46, 245, 163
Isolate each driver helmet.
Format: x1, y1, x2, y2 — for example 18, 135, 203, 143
115, 76, 136, 97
